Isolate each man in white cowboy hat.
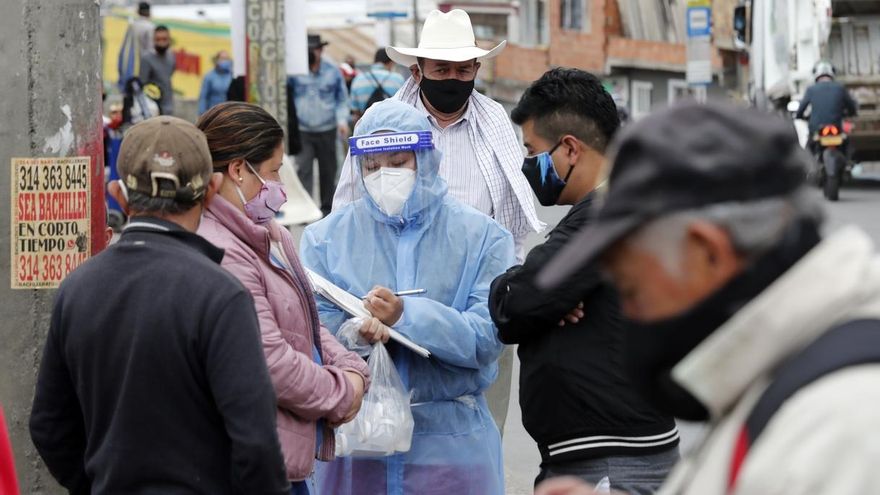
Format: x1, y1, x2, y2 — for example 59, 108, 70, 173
331, 8, 543, 436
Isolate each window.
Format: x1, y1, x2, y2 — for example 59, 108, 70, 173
561, 0, 589, 32
631, 81, 653, 120
667, 79, 689, 103
518, 0, 550, 46
668, 79, 707, 104
537, 0, 549, 45
469, 13, 509, 42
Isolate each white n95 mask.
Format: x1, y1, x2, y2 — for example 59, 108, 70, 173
363, 168, 416, 217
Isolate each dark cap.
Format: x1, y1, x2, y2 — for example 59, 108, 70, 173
308, 34, 329, 49
375, 47, 392, 64
537, 100, 810, 288
138, 2, 150, 14
117, 116, 213, 202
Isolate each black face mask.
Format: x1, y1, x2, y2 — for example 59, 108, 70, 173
155, 45, 169, 55
419, 76, 474, 114
623, 219, 821, 421
521, 142, 572, 206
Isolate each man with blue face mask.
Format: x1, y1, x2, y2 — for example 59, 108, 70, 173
489, 68, 679, 493
300, 99, 514, 494
198, 51, 233, 115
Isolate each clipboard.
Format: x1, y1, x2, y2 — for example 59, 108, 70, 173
305, 268, 432, 359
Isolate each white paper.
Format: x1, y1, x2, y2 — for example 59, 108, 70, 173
277, 155, 322, 226
305, 268, 431, 358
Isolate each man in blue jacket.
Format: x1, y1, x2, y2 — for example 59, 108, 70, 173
290, 34, 350, 216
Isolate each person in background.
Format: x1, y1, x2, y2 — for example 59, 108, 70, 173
198, 50, 233, 115
29, 116, 289, 494
195, 102, 370, 494
349, 48, 406, 124
290, 34, 350, 216
332, 10, 543, 436
301, 100, 514, 494
489, 68, 679, 494
132, 1, 155, 58
536, 101, 880, 494
340, 55, 358, 92
122, 77, 160, 126
139, 25, 176, 116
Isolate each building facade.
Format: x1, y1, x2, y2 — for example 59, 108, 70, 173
441, 0, 742, 118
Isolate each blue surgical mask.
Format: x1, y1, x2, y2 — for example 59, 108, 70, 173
216, 59, 232, 73
521, 142, 573, 206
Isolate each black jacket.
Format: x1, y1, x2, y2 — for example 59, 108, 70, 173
30, 218, 289, 495
489, 195, 678, 465
796, 80, 858, 134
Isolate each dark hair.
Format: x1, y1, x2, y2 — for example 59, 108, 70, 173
127, 191, 196, 215
138, 1, 150, 15
375, 48, 392, 64
511, 68, 620, 153
154, 25, 169, 34
196, 102, 285, 173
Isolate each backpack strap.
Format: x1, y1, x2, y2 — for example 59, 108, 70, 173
366, 70, 391, 97
728, 319, 880, 490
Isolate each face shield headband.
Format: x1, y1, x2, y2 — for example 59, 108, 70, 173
349, 131, 434, 156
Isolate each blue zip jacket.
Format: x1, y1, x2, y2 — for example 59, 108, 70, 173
198, 68, 233, 115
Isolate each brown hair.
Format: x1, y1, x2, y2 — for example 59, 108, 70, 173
196, 102, 284, 172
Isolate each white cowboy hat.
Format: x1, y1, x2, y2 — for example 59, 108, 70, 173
386, 9, 507, 67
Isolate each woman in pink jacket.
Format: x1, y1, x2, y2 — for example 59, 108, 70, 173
195, 102, 370, 494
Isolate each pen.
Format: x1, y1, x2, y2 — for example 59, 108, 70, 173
394, 289, 427, 296
362, 289, 427, 299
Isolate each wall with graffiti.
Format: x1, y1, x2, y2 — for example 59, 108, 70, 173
103, 9, 232, 101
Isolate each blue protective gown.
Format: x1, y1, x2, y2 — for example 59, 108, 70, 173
300, 100, 514, 495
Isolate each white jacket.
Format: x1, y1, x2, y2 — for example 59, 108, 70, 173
660, 226, 880, 495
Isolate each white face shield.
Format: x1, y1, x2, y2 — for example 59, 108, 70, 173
349, 131, 434, 217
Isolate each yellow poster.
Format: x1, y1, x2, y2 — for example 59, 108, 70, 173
11, 157, 91, 289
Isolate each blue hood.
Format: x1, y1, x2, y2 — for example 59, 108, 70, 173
352, 99, 447, 226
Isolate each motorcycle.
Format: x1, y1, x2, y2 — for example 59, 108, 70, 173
810, 123, 848, 201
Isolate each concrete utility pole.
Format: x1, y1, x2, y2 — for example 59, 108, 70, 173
246, 0, 288, 135
0, 0, 104, 492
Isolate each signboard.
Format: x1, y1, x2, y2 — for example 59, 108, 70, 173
246, 0, 288, 134
367, 0, 407, 17
11, 157, 91, 289
686, 0, 712, 85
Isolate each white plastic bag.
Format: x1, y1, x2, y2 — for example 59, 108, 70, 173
593, 477, 611, 494
336, 317, 373, 357
335, 319, 414, 457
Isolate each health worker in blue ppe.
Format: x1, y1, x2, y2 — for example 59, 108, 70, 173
300, 99, 514, 495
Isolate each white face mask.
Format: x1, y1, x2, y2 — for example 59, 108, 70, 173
363, 168, 416, 217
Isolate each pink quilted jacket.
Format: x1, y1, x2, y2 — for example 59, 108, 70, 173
198, 195, 370, 481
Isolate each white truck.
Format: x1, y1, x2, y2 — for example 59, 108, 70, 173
736, 0, 880, 161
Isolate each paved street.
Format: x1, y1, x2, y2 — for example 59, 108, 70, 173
288, 173, 880, 495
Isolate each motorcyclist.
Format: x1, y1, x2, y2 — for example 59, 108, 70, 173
795, 61, 858, 152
